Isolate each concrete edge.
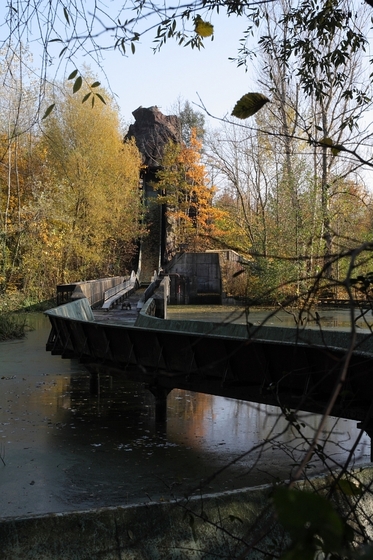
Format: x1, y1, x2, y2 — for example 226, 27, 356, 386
2, 466, 373, 559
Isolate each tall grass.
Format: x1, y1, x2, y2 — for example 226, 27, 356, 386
0, 292, 55, 314
0, 314, 27, 341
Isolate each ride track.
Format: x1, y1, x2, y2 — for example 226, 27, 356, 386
45, 294, 373, 457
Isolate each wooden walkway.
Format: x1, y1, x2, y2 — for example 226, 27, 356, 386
94, 291, 143, 325
46, 296, 373, 426
101, 272, 138, 310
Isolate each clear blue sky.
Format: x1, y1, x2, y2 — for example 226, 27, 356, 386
95, 16, 258, 126
0, 3, 258, 127
0, 0, 255, 124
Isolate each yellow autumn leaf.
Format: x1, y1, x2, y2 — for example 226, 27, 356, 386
320, 137, 333, 146
320, 137, 341, 155
194, 16, 214, 37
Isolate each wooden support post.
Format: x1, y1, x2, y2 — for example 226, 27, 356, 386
90, 372, 100, 397
148, 385, 171, 423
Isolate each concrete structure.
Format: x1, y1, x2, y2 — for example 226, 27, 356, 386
57, 277, 125, 307
45, 296, 373, 428
166, 252, 222, 304
9, 293, 368, 559
2, 467, 373, 559
126, 106, 182, 279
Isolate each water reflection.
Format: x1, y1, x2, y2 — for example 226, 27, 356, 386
0, 313, 370, 518
168, 305, 373, 330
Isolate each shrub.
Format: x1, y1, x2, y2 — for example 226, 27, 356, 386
0, 314, 27, 341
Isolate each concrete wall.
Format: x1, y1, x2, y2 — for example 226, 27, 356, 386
49, 295, 373, 356
142, 276, 169, 319
45, 298, 95, 322
0, 486, 271, 560
166, 253, 221, 303
2, 468, 373, 559
71, 277, 125, 307
135, 309, 373, 354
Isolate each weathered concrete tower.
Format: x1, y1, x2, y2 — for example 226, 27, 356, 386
126, 106, 181, 281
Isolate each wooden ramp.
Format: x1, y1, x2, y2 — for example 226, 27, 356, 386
101, 272, 138, 310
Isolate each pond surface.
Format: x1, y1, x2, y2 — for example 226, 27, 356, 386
167, 304, 373, 330
0, 312, 370, 519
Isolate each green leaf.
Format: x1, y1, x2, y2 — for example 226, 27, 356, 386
131, 42, 136, 54
90, 81, 100, 88
194, 15, 214, 37
232, 93, 270, 119
48, 38, 63, 43
82, 92, 92, 104
59, 46, 68, 58
68, 69, 78, 80
42, 103, 55, 119
95, 93, 106, 105
63, 7, 70, 25
73, 76, 83, 94
273, 488, 344, 553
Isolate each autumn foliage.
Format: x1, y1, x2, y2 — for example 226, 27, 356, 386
155, 129, 226, 254
0, 75, 143, 303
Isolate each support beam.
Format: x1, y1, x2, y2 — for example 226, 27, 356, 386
90, 372, 100, 397
148, 385, 171, 423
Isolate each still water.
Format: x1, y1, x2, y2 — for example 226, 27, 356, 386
167, 304, 373, 330
0, 311, 370, 519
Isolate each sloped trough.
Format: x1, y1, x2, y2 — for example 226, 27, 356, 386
3, 297, 373, 558
3, 467, 373, 559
